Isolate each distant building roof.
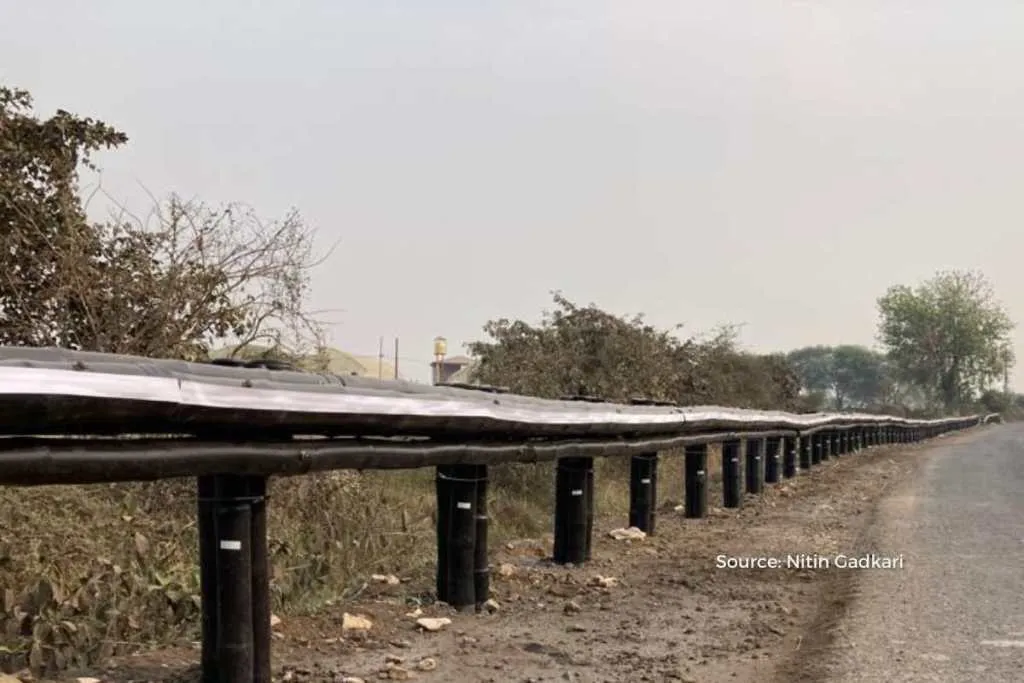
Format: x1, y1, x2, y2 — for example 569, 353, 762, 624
210, 344, 403, 380
431, 354, 473, 368
446, 358, 480, 384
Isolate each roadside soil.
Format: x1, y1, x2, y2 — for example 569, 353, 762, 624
51, 435, 968, 683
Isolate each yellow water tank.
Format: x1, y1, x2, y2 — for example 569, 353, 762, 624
433, 336, 447, 357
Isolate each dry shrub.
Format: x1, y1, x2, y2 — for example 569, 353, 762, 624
467, 292, 803, 410
0, 483, 199, 675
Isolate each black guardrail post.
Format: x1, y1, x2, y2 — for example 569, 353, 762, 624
765, 437, 782, 484
839, 430, 848, 456
799, 434, 813, 470
474, 464, 490, 611
554, 457, 591, 564
684, 443, 708, 518
212, 475, 255, 683
811, 433, 823, 465
248, 476, 271, 683
722, 439, 742, 508
436, 464, 480, 610
822, 431, 833, 460
783, 435, 798, 478
436, 467, 450, 603
629, 453, 658, 533
198, 473, 269, 683
745, 438, 764, 495
584, 458, 595, 561
197, 476, 218, 683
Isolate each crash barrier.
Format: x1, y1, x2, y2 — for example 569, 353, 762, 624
0, 346, 998, 682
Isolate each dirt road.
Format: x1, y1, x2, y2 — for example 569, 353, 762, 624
67, 431, 986, 683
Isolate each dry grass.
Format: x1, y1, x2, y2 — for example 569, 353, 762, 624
0, 452, 709, 676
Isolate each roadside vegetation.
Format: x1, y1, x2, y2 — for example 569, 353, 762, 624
0, 86, 1016, 676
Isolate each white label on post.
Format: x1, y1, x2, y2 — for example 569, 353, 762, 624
220, 540, 242, 551
697, 470, 705, 475
640, 478, 651, 484
456, 501, 472, 510
571, 489, 583, 496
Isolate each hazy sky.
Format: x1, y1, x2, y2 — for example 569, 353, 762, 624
3, 1, 1023, 386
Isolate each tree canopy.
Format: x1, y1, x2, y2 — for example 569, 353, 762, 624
786, 344, 891, 411
0, 85, 325, 360
877, 269, 1014, 413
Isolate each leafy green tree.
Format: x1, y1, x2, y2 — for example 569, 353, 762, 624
831, 345, 888, 409
877, 269, 1015, 413
787, 346, 837, 395
978, 388, 1013, 414
786, 344, 890, 410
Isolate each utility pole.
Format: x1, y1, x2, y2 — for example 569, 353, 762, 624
394, 338, 399, 379
1004, 352, 1010, 395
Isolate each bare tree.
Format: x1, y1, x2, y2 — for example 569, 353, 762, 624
1, 85, 333, 361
